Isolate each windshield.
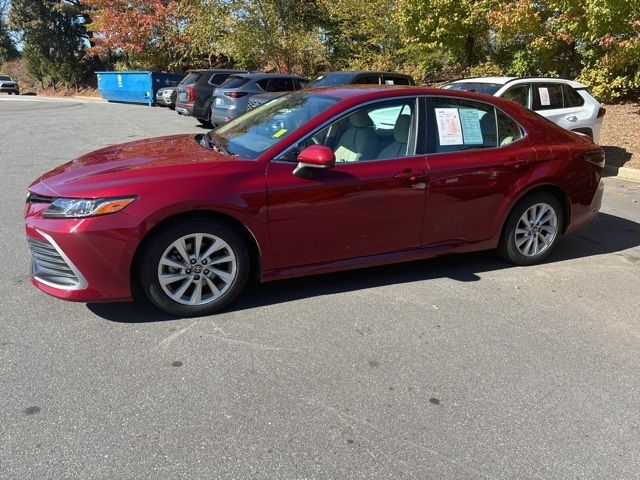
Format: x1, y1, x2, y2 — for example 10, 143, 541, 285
0, 76, 12, 81
305, 73, 356, 88
446, 82, 502, 95
208, 92, 340, 159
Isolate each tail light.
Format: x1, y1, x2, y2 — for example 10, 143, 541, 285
224, 91, 247, 98
582, 149, 605, 167
187, 86, 196, 102
597, 107, 606, 118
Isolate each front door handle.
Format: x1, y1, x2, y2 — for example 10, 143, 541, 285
503, 159, 529, 169
394, 170, 427, 181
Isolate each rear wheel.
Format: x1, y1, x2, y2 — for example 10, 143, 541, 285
498, 192, 563, 265
139, 219, 249, 316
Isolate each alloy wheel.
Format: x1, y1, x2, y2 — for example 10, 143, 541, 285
157, 233, 237, 305
514, 203, 558, 257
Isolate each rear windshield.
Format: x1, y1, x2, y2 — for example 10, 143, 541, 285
0, 76, 12, 81
306, 73, 356, 88
219, 75, 250, 89
180, 72, 202, 85
447, 82, 502, 95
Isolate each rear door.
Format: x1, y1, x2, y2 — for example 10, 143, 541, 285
423, 96, 535, 246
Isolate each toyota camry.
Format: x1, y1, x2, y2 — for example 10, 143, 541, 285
25, 86, 605, 316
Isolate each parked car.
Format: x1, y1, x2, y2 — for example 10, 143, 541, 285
443, 77, 605, 143
211, 73, 307, 126
155, 86, 177, 109
25, 86, 604, 317
0, 75, 19, 95
246, 70, 416, 111
175, 69, 250, 126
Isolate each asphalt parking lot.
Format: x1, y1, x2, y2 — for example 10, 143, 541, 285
1, 96, 639, 480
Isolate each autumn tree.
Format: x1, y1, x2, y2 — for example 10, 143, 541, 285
83, 0, 192, 71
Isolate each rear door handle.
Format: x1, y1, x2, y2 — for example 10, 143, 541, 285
394, 170, 427, 181
503, 159, 529, 169
566, 115, 578, 122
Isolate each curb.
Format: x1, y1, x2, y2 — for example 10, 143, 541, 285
604, 166, 640, 182
72, 96, 106, 102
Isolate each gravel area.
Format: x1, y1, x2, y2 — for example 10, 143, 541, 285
601, 102, 640, 169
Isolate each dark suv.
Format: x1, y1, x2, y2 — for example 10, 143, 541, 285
175, 69, 249, 126
245, 70, 415, 110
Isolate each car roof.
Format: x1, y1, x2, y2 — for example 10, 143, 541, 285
230, 72, 307, 80
320, 71, 412, 77
448, 76, 587, 88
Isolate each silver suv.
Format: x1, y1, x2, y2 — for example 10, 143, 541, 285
444, 77, 605, 143
211, 73, 307, 126
0, 75, 19, 95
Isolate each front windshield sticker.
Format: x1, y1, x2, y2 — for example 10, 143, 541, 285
538, 87, 551, 106
459, 108, 484, 144
272, 128, 288, 138
435, 108, 463, 145
335, 146, 358, 162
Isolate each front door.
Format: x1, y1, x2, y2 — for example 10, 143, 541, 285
266, 98, 428, 269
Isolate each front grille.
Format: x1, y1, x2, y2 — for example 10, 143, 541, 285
27, 236, 82, 288
26, 192, 54, 204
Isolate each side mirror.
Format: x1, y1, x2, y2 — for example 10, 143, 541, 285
294, 145, 335, 178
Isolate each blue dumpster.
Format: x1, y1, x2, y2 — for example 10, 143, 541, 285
96, 71, 184, 106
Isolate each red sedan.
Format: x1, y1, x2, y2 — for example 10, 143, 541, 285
25, 86, 604, 316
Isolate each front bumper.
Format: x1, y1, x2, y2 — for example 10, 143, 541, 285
0, 85, 19, 93
25, 202, 142, 302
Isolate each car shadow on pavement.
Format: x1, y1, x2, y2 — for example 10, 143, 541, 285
87, 212, 640, 323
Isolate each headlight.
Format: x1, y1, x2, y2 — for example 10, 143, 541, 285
43, 197, 136, 218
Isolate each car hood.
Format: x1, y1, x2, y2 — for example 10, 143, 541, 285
29, 134, 233, 198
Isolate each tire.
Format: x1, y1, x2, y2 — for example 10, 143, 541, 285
198, 117, 213, 128
497, 192, 563, 265
138, 219, 250, 317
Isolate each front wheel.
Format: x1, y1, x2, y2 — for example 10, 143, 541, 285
138, 219, 249, 317
498, 192, 563, 265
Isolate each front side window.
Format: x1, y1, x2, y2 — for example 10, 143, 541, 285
428, 98, 524, 153
209, 92, 339, 159
278, 98, 417, 163
354, 76, 381, 85
384, 76, 411, 86
533, 83, 563, 110
502, 85, 530, 107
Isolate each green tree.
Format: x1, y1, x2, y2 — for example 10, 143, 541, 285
9, 0, 86, 88
400, 0, 495, 70
0, 0, 19, 64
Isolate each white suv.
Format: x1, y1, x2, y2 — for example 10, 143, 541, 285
444, 77, 605, 143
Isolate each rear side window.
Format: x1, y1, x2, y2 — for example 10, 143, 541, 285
502, 85, 529, 107
354, 76, 380, 85
180, 72, 202, 85
269, 78, 294, 92
208, 73, 231, 86
533, 84, 563, 110
257, 79, 270, 91
429, 98, 501, 153
219, 76, 249, 89
563, 85, 585, 107
496, 111, 524, 146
